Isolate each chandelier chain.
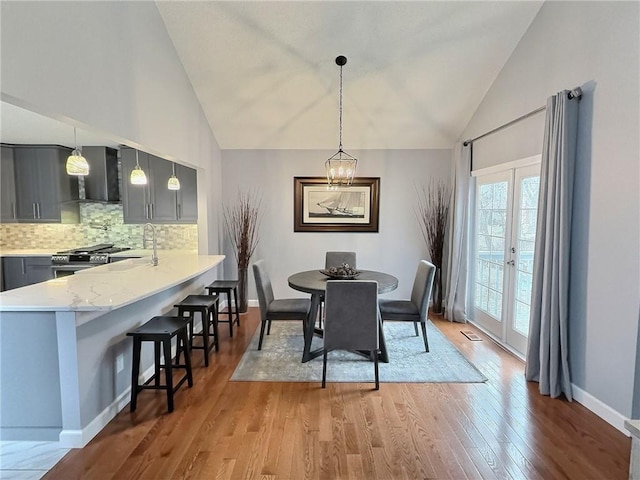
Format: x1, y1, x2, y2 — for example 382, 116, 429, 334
338, 64, 343, 150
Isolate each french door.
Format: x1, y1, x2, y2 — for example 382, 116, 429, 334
472, 164, 540, 356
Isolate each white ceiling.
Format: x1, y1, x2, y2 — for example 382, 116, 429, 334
157, 1, 543, 150
0, 1, 543, 152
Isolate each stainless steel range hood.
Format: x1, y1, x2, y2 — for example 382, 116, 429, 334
81, 146, 120, 203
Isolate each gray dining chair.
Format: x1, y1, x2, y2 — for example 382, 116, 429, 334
378, 260, 436, 352
322, 280, 380, 390
319, 251, 357, 328
325, 251, 357, 269
252, 260, 311, 350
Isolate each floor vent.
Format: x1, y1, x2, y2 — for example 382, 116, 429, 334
461, 330, 482, 341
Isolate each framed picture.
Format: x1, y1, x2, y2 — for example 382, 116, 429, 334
293, 177, 380, 232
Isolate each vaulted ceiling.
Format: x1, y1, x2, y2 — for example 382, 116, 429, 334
157, 1, 543, 150
1, 2, 543, 152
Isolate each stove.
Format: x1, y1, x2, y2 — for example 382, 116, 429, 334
51, 244, 132, 277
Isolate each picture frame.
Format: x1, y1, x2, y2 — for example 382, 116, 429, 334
293, 177, 380, 232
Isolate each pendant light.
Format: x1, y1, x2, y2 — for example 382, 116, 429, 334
167, 163, 180, 190
66, 127, 89, 176
325, 55, 357, 187
129, 149, 147, 185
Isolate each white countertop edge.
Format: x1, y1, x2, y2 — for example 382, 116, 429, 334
0, 254, 225, 312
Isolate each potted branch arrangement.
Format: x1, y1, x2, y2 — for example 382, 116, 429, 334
416, 180, 451, 314
224, 190, 262, 313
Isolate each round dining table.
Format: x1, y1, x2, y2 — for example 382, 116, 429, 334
288, 269, 398, 363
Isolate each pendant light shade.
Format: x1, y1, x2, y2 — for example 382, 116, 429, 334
130, 149, 147, 185
325, 55, 357, 187
66, 127, 89, 176
167, 163, 180, 190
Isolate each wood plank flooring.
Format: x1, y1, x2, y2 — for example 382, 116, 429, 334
46, 309, 631, 479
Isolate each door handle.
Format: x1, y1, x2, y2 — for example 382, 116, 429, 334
149, 203, 154, 220
37, 203, 41, 219
11, 203, 16, 219
32, 203, 37, 219
21, 258, 26, 275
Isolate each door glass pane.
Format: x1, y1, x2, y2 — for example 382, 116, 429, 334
474, 180, 508, 320
513, 175, 539, 335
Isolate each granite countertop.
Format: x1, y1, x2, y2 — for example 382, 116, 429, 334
0, 252, 224, 312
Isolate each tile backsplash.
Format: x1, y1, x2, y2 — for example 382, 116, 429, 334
0, 203, 197, 250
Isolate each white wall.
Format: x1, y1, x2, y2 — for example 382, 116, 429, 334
462, 2, 640, 419
221, 149, 451, 301
0, 1, 223, 255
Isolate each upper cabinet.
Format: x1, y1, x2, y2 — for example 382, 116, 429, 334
121, 148, 198, 224
5, 145, 80, 223
1, 146, 17, 222
175, 163, 198, 223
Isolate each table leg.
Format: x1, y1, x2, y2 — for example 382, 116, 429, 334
377, 312, 389, 363
302, 293, 323, 363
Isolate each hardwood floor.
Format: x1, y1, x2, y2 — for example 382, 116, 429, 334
46, 309, 630, 479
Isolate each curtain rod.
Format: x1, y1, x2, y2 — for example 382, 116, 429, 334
463, 87, 582, 147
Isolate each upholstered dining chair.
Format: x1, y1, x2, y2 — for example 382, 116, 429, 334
252, 259, 311, 350
325, 251, 357, 269
319, 251, 357, 327
378, 260, 436, 352
322, 280, 380, 390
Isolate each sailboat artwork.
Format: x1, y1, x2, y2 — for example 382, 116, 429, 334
312, 191, 365, 218
295, 177, 379, 232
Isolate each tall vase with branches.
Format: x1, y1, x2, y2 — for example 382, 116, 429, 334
416, 180, 451, 314
224, 190, 262, 313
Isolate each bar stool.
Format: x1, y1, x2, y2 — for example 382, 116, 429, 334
174, 294, 219, 366
205, 280, 240, 337
127, 315, 193, 413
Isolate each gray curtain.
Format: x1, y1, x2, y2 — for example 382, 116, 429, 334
444, 142, 471, 323
525, 90, 579, 400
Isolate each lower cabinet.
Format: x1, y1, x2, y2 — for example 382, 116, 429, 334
1, 257, 54, 291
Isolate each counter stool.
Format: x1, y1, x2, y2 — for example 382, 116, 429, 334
127, 315, 193, 413
205, 280, 240, 337
175, 294, 219, 366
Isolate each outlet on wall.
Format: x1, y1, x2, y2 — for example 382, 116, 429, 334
116, 354, 124, 373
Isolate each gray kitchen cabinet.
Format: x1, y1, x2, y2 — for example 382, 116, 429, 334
1, 256, 53, 291
1, 146, 17, 222
175, 163, 198, 222
12, 146, 80, 223
121, 148, 197, 224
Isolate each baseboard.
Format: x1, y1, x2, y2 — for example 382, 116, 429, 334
59, 343, 183, 448
467, 322, 630, 436
571, 383, 630, 436
248, 299, 258, 308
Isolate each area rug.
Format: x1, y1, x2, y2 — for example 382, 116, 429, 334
230, 321, 487, 383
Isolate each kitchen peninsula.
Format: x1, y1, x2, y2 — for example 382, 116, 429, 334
0, 251, 224, 447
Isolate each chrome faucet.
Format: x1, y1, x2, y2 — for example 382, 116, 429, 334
142, 223, 159, 266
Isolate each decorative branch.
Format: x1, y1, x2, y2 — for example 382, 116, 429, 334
224, 190, 262, 271
415, 180, 451, 269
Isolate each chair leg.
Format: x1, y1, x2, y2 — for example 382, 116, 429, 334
233, 287, 240, 327
420, 321, 429, 352
179, 329, 193, 387
322, 350, 328, 388
199, 308, 210, 367
258, 320, 268, 350
163, 338, 175, 412
318, 301, 323, 329
225, 292, 233, 337
374, 350, 379, 390
413, 321, 419, 336
267, 319, 272, 335
210, 303, 220, 352
130, 337, 141, 412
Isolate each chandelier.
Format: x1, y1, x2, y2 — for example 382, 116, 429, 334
325, 55, 357, 187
